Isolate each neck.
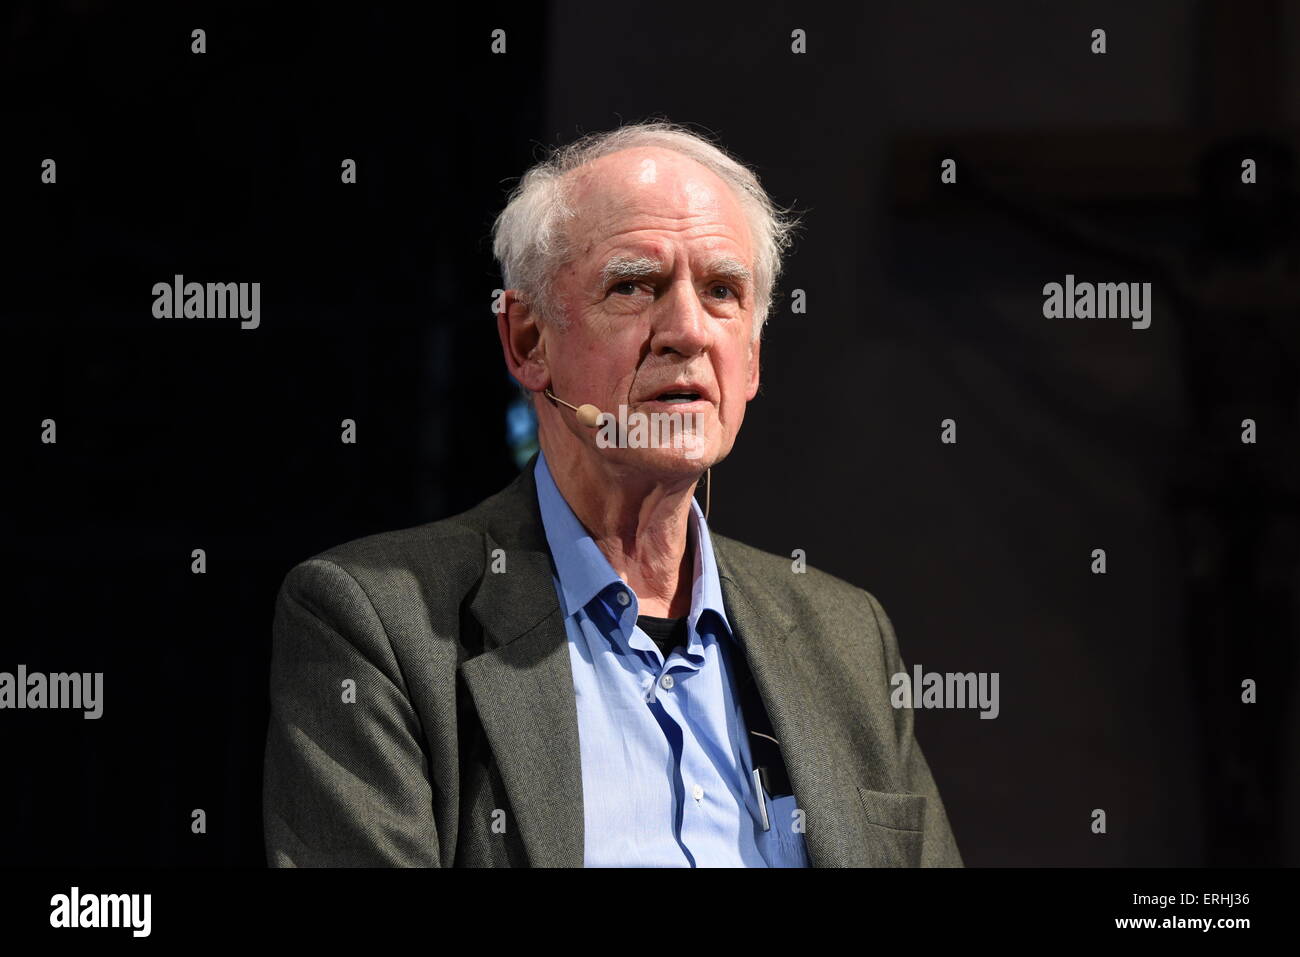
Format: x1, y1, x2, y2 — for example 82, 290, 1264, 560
539, 427, 701, 619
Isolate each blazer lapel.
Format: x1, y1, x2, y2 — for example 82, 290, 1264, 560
713, 536, 882, 867
459, 462, 585, 867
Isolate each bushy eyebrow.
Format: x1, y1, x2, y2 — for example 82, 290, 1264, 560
597, 254, 753, 289
599, 255, 664, 288
704, 257, 753, 289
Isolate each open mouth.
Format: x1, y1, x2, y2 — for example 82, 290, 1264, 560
653, 391, 702, 404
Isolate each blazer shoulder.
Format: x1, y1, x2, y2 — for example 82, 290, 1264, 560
281, 502, 496, 612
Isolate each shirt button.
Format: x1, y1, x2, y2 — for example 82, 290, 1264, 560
616, 590, 630, 606
660, 674, 674, 690
692, 784, 704, 801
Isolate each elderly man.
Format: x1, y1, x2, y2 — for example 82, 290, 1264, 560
263, 121, 962, 867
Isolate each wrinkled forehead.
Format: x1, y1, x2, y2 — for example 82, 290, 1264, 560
564, 148, 752, 257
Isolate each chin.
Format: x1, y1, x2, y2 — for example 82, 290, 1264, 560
619, 444, 716, 477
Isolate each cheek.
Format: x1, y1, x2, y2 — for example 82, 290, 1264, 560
570, 330, 639, 395
724, 346, 755, 395
717, 375, 748, 424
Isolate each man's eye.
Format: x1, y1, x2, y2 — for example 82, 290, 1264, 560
709, 284, 736, 300
610, 281, 641, 296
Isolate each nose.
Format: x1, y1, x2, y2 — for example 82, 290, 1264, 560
650, 278, 713, 358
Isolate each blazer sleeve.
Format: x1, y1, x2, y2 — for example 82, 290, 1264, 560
263, 558, 441, 866
866, 590, 965, 867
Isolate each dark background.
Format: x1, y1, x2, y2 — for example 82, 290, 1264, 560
3, 0, 1297, 867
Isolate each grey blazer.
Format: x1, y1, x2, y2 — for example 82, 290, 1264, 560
263, 458, 963, 867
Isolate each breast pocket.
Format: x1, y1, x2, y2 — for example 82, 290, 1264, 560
759, 793, 810, 868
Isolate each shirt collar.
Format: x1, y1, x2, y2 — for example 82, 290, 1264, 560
533, 449, 733, 639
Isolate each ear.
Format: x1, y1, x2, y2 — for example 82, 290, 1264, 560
497, 290, 549, 392
744, 327, 762, 401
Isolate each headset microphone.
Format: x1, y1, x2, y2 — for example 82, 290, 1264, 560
543, 388, 604, 429
541, 387, 711, 519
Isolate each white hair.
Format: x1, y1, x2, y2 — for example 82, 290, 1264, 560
491, 121, 799, 340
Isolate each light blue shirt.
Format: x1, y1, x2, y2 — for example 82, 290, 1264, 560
534, 450, 809, 867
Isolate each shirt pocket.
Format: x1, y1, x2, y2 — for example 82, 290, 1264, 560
759, 792, 810, 868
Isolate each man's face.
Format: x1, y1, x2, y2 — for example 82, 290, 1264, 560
537, 146, 761, 477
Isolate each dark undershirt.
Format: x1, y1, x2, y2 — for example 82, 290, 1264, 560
636, 614, 689, 661
635, 611, 792, 797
